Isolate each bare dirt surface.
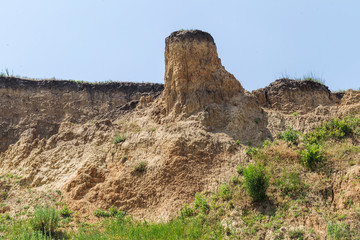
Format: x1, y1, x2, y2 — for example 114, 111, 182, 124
0, 30, 359, 238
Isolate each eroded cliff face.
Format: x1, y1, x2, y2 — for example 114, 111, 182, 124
0, 30, 359, 227
252, 78, 336, 114
0, 77, 163, 152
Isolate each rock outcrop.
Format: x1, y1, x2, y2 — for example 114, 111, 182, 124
162, 30, 243, 117
252, 79, 335, 113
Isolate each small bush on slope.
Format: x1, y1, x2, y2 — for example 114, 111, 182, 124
30, 207, 59, 236
94, 206, 125, 218
243, 163, 269, 202
279, 127, 300, 145
305, 116, 360, 144
194, 193, 210, 214
219, 183, 231, 201
134, 161, 147, 172
299, 143, 325, 170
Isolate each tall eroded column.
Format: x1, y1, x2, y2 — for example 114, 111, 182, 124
162, 30, 244, 116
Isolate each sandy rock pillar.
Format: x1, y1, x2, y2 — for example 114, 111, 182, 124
162, 30, 244, 116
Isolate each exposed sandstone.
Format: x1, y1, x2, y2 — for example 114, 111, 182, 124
338, 89, 360, 116
162, 30, 243, 116
0, 77, 163, 152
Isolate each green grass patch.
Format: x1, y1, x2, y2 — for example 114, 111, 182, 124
113, 134, 126, 144
30, 206, 60, 236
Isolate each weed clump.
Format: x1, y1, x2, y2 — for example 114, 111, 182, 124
194, 193, 210, 214
245, 147, 258, 157
219, 183, 231, 201
279, 127, 300, 145
299, 144, 325, 170
327, 221, 351, 240
236, 163, 244, 175
59, 205, 73, 218
231, 175, 240, 185
288, 229, 305, 239
180, 204, 194, 218
94, 206, 125, 218
31, 206, 60, 236
134, 161, 147, 172
243, 163, 269, 202
113, 134, 126, 144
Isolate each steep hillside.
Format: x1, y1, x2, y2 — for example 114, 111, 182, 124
0, 30, 359, 239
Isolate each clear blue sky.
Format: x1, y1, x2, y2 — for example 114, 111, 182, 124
1, 0, 359, 91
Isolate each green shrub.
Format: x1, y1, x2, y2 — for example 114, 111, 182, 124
31, 207, 60, 235
236, 163, 244, 175
134, 161, 147, 172
279, 127, 300, 145
180, 204, 194, 218
219, 183, 231, 201
59, 205, 72, 218
262, 139, 272, 148
245, 147, 258, 157
305, 116, 360, 144
327, 118, 354, 139
243, 163, 269, 201
113, 134, 126, 144
231, 175, 240, 185
299, 144, 325, 170
94, 206, 125, 219
94, 208, 110, 218
109, 206, 125, 218
194, 193, 210, 214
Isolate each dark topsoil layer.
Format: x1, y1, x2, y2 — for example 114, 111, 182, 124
252, 78, 345, 99
255, 78, 331, 94
166, 30, 215, 45
1, 77, 344, 100
0, 77, 164, 95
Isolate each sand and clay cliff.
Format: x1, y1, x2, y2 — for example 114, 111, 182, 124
0, 30, 360, 238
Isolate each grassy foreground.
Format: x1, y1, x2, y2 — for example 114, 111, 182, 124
1, 115, 360, 239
